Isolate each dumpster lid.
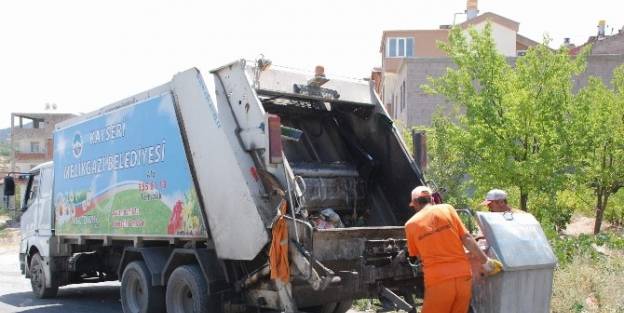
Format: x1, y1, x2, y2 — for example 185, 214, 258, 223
476, 212, 557, 271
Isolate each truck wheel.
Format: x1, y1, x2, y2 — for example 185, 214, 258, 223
166, 265, 212, 313
121, 261, 165, 313
30, 253, 58, 298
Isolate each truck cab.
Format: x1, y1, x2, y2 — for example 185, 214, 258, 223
19, 162, 58, 297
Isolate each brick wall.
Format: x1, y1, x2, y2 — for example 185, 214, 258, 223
591, 32, 624, 55
574, 54, 624, 91
395, 54, 624, 127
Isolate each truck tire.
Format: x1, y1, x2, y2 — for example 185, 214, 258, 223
29, 253, 58, 298
121, 261, 165, 313
166, 265, 213, 313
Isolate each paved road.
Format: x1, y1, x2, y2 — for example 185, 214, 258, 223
0, 228, 122, 313
0, 227, 367, 313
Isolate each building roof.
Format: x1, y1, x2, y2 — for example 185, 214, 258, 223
457, 12, 520, 32
570, 29, 624, 56
12, 112, 76, 119
380, 12, 527, 53
516, 33, 541, 48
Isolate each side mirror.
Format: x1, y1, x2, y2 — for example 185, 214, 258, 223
3, 176, 15, 196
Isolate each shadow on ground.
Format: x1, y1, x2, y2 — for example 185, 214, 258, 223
0, 284, 121, 313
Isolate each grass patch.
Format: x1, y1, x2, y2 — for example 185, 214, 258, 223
0, 214, 17, 242
352, 299, 380, 312
549, 227, 624, 313
552, 253, 624, 313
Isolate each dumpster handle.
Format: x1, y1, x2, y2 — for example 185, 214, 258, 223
503, 211, 514, 221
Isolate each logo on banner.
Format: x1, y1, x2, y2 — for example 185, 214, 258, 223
72, 132, 83, 158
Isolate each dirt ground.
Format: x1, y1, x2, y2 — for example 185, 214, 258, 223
562, 215, 615, 236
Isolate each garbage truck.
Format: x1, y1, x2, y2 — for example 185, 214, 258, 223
17, 58, 558, 313
17, 59, 429, 313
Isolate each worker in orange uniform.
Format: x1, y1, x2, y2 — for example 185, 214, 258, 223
405, 186, 502, 313
481, 189, 521, 213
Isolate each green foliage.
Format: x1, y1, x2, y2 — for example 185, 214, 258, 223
544, 221, 624, 266
425, 115, 472, 208
531, 195, 574, 232
572, 65, 624, 233
550, 234, 603, 266
352, 298, 382, 311
605, 206, 624, 226
395, 120, 414, 157
423, 24, 588, 212
408, 22, 624, 235
0, 143, 9, 157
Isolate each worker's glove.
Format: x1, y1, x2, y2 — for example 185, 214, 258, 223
408, 257, 422, 275
482, 258, 503, 276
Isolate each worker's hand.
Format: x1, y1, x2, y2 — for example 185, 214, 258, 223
392, 249, 407, 266
396, 249, 407, 260
482, 258, 503, 276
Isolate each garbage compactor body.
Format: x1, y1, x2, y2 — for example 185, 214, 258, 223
472, 212, 557, 313
18, 59, 428, 313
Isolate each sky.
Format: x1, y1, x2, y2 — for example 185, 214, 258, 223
1, 0, 623, 129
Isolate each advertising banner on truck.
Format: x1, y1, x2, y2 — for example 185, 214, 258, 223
53, 93, 206, 237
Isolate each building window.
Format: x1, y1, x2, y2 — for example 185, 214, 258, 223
30, 142, 40, 153
401, 81, 406, 111
387, 37, 414, 58
394, 93, 398, 117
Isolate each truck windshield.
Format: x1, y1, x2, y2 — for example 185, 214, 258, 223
23, 173, 40, 210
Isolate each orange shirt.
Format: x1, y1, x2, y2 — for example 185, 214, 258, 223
405, 204, 472, 287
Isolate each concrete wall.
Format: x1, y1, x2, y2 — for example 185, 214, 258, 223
574, 54, 624, 90
465, 21, 517, 57
11, 113, 75, 171
382, 72, 398, 117
591, 32, 624, 55
394, 54, 624, 127
381, 30, 449, 74
401, 58, 455, 126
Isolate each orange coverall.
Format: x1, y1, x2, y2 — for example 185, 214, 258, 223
405, 204, 473, 313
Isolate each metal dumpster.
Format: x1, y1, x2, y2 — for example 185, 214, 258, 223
471, 212, 557, 313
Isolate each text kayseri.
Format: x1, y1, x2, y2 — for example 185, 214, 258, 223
89, 122, 127, 145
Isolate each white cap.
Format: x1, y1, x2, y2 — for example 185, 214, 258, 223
411, 186, 433, 199
481, 189, 507, 205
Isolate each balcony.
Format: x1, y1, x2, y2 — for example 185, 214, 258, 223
15, 152, 48, 161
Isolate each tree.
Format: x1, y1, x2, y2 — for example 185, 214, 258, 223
423, 114, 471, 207
423, 24, 587, 211
572, 66, 624, 233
